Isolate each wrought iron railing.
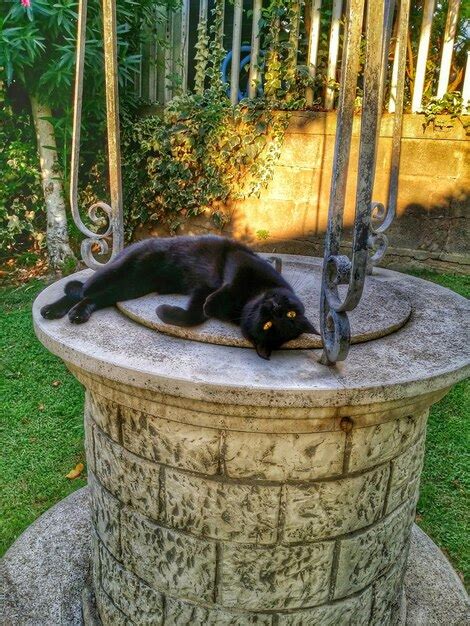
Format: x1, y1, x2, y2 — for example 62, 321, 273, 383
70, 0, 124, 269
319, 0, 410, 365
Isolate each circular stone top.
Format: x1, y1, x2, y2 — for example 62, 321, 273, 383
33, 255, 469, 408
116, 256, 411, 349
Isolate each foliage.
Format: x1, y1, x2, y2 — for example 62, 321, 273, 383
1, 0, 155, 173
0, 0, 179, 102
122, 91, 289, 236
420, 91, 470, 134
58, 0, 470, 237
262, 0, 317, 109
120, 0, 289, 236
194, 15, 210, 95
1, 0, 469, 258
0, 0, 180, 262
0, 90, 45, 258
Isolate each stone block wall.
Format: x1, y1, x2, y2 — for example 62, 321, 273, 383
224, 113, 469, 275
80, 373, 431, 625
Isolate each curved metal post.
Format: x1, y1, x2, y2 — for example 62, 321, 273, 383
369, 0, 411, 269
70, 0, 124, 270
319, 0, 365, 364
320, 0, 404, 365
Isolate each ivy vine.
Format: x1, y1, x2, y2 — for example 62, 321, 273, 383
419, 91, 470, 135
122, 90, 289, 236
121, 0, 296, 237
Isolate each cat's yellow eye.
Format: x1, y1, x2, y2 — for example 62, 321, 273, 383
287, 310, 297, 318
263, 320, 273, 331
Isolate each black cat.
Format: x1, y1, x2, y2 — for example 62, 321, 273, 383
40, 235, 318, 359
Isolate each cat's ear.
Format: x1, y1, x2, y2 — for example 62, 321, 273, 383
255, 343, 272, 360
300, 317, 319, 335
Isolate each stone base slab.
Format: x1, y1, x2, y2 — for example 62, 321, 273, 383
2, 488, 468, 626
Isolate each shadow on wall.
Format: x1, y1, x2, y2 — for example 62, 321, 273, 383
136, 186, 470, 275
222, 111, 470, 274
227, 186, 470, 275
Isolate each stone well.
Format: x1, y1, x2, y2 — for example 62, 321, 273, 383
33, 256, 469, 625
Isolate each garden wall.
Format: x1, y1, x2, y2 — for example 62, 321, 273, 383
226, 112, 469, 274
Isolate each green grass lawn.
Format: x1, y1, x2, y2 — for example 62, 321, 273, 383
1, 270, 468, 586
0, 279, 86, 556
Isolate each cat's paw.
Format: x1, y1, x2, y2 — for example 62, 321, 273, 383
68, 310, 89, 324
203, 286, 231, 318
68, 302, 92, 324
202, 296, 215, 317
41, 303, 67, 319
156, 304, 182, 325
156, 304, 205, 327
203, 292, 222, 317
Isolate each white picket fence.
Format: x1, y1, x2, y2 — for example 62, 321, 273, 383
134, 0, 469, 113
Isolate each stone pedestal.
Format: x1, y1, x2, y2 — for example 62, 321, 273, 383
33, 258, 469, 625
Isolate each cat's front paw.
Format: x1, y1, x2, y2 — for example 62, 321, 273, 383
156, 304, 180, 325
203, 286, 232, 319
41, 303, 66, 319
202, 296, 215, 318
156, 304, 204, 327
68, 301, 93, 324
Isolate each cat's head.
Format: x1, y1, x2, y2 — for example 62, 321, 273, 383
241, 288, 318, 360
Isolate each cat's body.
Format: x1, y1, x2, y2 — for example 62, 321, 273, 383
41, 235, 317, 359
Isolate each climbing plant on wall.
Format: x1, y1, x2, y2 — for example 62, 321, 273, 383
262, 0, 316, 108
121, 0, 291, 238
122, 94, 288, 235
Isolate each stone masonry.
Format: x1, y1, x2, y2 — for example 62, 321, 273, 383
230, 113, 470, 275
83, 381, 427, 625
32, 265, 469, 625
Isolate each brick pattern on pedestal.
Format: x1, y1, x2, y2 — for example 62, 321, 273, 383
221, 541, 334, 609
84, 389, 429, 625
223, 430, 345, 480
164, 469, 281, 543
283, 465, 389, 542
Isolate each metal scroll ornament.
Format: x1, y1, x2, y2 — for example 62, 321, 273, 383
319, 0, 410, 365
70, 0, 124, 270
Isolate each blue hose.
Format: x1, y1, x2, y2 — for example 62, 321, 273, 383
221, 46, 265, 102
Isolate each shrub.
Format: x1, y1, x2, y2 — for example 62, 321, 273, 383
121, 90, 289, 237
0, 95, 45, 258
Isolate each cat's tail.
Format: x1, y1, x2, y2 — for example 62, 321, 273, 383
40, 280, 84, 320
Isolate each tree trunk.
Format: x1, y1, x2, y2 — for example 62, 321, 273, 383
30, 96, 75, 269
